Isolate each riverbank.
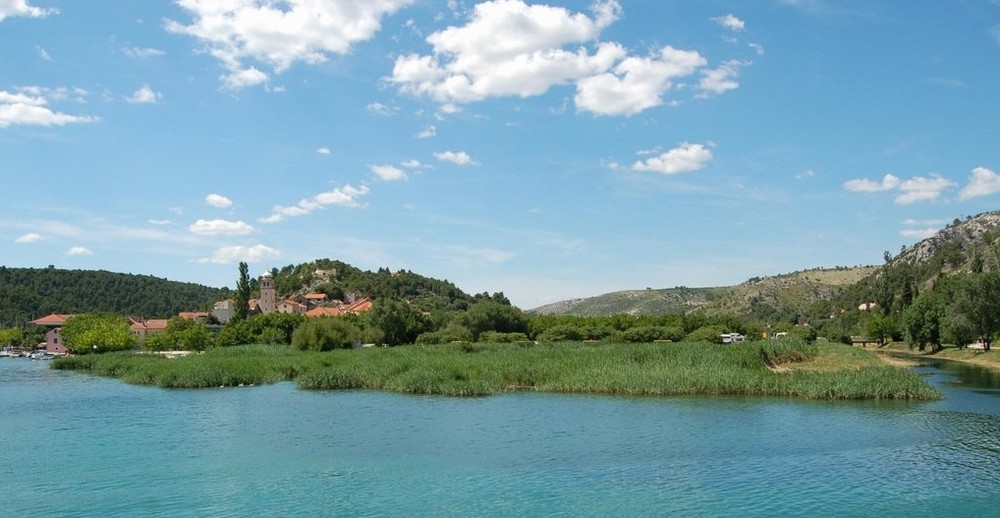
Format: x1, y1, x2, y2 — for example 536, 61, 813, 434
872, 343, 1000, 371
51, 341, 938, 400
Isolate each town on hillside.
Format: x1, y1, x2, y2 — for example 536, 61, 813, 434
12, 271, 372, 357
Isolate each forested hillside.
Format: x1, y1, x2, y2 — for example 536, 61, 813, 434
0, 267, 229, 326
269, 258, 481, 311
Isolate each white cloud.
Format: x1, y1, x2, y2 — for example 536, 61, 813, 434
632, 142, 713, 175
795, 170, 816, 180
167, 0, 412, 89
400, 159, 426, 168
712, 14, 745, 31
316, 147, 331, 155
125, 84, 162, 104
123, 47, 165, 58
370, 164, 408, 181
147, 219, 173, 226
366, 102, 396, 116
575, 46, 706, 116
749, 42, 765, 55
389, 1, 738, 116
67, 246, 93, 256
188, 219, 256, 236
220, 66, 269, 90
895, 175, 954, 205
15, 232, 43, 243
958, 166, 1000, 200
201, 244, 281, 264
698, 60, 746, 97
0, 88, 98, 128
903, 218, 947, 226
900, 228, 939, 240
0, 1, 57, 22
417, 124, 436, 138
261, 184, 370, 223
35, 45, 52, 61
205, 193, 233, 208
843, 173, 901, 193
434, 150, 476, 166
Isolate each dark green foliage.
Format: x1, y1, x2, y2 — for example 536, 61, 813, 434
143, 317, 213, 351
233, 262, 251, 322
292, 318, 361, 351
365, 299, 431, 346
461, 300, 529, 341
61, 313, 136, 354
415, 323, 474, 345
217, 312, 306, 347
0, 266, 227, 327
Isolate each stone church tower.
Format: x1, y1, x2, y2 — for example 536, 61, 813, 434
259, 271, 276, 314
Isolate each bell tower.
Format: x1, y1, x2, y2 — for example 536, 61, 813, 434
259, 271, 276, 314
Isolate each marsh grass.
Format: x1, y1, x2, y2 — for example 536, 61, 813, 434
52, 341, 939, 400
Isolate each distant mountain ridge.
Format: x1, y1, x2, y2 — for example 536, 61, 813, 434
531, 210, 1000, 320
529, 267, 875, 318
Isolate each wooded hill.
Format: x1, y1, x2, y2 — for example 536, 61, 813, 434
0, 266, 229, 327
0, 259, 492, 328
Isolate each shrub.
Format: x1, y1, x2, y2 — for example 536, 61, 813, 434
292, 318, 361, 351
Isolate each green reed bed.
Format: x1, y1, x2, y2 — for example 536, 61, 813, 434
52, 341, 939, 399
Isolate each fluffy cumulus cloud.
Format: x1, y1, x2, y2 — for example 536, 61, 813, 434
0, 0, 57, 22
201, 244, 280, 264
15, 232, 44, 243
67, 246, 93, 256
958, 166, 1000, 200
575, 46, 706, 116
698, 60, 747, 97
124, 84, 162, 104
434, 150, 476, 166
205, 193, 233, 208
261, 184, 370, 223
843, 173, 954, 204
632, 142, 713, 175
166, 0, 413, 89
188, 219, 255, 236
843, 173, 902, 193
370, 164, 407, 181
0, 88, 98, 128
389, 0, 728, 116
712, 14, 745, 31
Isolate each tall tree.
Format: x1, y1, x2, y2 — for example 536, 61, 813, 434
233, 261, 251, 322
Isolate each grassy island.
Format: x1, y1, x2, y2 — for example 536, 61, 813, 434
51, 340, 939, 400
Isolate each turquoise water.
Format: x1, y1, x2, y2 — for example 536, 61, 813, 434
2, 358, 999, 517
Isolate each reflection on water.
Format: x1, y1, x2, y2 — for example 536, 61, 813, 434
1, 357, 999, 517
901, 353, 1000, 415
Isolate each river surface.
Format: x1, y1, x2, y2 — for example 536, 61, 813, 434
1, 357, 998, 517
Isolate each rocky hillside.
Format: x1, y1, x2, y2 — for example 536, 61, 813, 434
533, 210, 1000, 320
530, 267, 874, 318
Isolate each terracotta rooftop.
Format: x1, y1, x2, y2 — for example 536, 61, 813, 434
28, 314, 72, 327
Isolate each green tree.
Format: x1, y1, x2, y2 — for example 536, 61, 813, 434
952, 272, 1000, 351
291, 317, 361, 351
233, 261, 251, 322
365, 299, 430, 345
60, 313, 135, 354
0, 327, 23, 346
866, 314, 897, 346
902, 290, 945, 352
461, 300, 529, 341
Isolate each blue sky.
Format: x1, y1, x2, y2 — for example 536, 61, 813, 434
2, 0, 999, 309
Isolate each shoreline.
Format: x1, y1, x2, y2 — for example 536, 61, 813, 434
869, 343, 1000, 372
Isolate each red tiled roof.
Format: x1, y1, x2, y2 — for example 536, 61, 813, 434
130, 319, 169, 331
179, 311, 209, 320
346, 298, 373, 313
304, 293, 328, 300
28, 314, 72, 327
305, 307, 343, 318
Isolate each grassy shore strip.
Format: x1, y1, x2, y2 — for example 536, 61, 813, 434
874, 343, 1000, 371
51, 341, 939, 400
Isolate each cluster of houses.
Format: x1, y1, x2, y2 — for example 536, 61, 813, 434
26, 272, 372, 355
